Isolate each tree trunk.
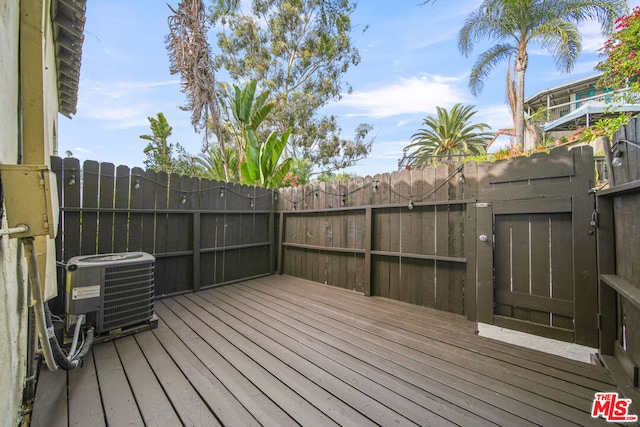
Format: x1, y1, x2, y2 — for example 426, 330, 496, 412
515, 50, 528, 150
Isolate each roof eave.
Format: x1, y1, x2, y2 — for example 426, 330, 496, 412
53, 0, 87, 118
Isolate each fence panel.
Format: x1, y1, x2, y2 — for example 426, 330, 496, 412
596, 117, 640, 386
53, 157, 275, 312
280, 165, 472, 314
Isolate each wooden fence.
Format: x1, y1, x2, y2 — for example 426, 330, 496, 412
596, 117, 640, 386
278, 146, 600, 347
51, 146, 601, 347
50, 156, 275, 312
276, 165, 472, 316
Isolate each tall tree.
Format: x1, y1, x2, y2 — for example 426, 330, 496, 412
166, 0, 230, 181
404, 104, 492, 167
209, 0, 372, 174
457, 0, 625, 149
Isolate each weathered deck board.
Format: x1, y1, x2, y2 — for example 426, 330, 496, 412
67, 350, 104, 427
32, 275, 630, 426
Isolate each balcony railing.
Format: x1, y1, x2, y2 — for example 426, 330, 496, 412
539, 87, 637, 124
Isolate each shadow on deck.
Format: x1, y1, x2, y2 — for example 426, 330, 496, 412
31, 275, 628, 426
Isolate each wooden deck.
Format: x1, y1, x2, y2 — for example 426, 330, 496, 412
31, 275, 630, 426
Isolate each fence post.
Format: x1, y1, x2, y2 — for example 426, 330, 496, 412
476, 202, 494, 324
277, 212, 285, 274
193, 212, 201, 292
364, 207, 372, 296
269, 211, 275, 274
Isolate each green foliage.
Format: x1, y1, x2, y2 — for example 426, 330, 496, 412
462, 153, 489, 164
597, 6, 640, 94
225, 79, 275, 153
578, 113, 632, 143
316, 171, 356, 182
458, 0, 625, 146
288, 158, 313, 185
140, 112, 199, 175
194, 145, 241, 182
240, 129, 293, 188
209, 0, 372, 173
404, 104, 492, 167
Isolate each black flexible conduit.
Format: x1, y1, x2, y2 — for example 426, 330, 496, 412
44, 302, 94, 370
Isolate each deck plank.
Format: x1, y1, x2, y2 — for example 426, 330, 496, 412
31, 275, 628, 427
68, 351, 105, 427
201, 286, 481, 426
225, 280, 579, 426
242, 276, 611, 426
114, 335, 181, 426
162, 296, 344, 426
93, 341, 144, 426
256, 276, 613, 388
31, 367, 68, 427
134, 329, 222, 426
186, 291, 432, 426
154, 302, 295, 427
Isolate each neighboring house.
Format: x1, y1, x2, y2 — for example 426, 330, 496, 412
525, 73, 640, 149
0, 1, 85, 425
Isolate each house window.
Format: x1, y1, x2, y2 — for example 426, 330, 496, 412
575, 89, 595, 108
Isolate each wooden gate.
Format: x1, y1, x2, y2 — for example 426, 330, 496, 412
477, 146, 599, 347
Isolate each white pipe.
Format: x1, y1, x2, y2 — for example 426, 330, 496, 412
0, 224, 29, 236
68, 314, 85, 360
21, 238, 58, 371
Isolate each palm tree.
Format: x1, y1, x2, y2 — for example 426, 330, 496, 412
194, 146, 241, 183
166, 0, 230, 181
457, 0, 625, 148
404, 103, 492, 167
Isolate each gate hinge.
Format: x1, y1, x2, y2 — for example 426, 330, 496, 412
598, 313, 603, 330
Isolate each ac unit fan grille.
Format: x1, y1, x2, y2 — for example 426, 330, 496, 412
99, 263, 154, 333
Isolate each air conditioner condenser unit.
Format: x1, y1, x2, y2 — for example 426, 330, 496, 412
65, 252, 156, 335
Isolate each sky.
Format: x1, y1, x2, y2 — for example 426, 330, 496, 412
58, 0, 640, 178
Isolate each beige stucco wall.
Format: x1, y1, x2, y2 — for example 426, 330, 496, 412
0, 1, 62, 424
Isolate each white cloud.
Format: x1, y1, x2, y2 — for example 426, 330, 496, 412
83, 104, 155, 130
474, 104, 512, 131
83, 79, 180, 99
579, 20, 607, 53
337, 75, 469, 119
73, 79, 184, 130
371, 140, 406, 158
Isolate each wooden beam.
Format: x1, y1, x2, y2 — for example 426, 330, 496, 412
20, 0, 48, 165
596, 195, 617, 355
476, 202, 494, 324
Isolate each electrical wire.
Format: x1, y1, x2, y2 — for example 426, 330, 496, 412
278, 165, 465, 206
58, 163, 465, 207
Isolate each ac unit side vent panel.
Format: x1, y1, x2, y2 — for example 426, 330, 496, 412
99, 263, 155, 333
